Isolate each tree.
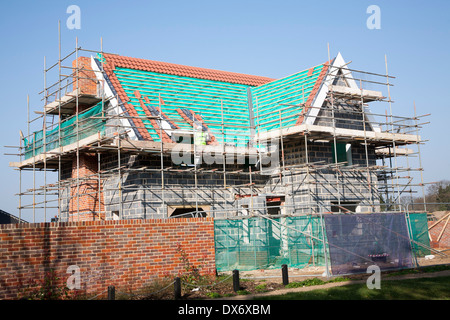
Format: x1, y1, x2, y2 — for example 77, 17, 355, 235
436, 184, 450, 210
424, 180, 450, 211
407, 180, 450, 212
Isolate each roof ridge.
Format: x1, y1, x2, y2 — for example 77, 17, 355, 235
102, 53, 275, 86
257, 60, 332, 86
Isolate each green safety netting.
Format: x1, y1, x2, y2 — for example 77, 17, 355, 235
407, 212, 431, 257
214, 215, 327, 271
24, 103, 106, 159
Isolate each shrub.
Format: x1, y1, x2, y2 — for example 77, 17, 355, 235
19, 269, 73, 300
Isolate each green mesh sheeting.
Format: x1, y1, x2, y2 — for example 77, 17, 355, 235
112, 62, 325, 146
251, 64, 325, 132
113, 67, 251, 146
407, 212, 431, 257
214, 213, 431, 272
214, 216, 327, 271
24, 103, 106, 159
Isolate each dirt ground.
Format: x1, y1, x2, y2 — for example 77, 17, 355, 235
137, 253, 450, 300
416, 252, 450, 267
210, 256, 450, 300
229, 252, 450, 281
137, 211, 450, 300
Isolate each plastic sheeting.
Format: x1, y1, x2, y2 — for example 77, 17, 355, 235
324, 213, 413, 275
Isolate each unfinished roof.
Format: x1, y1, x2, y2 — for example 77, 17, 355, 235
102, 53, 275, 86
99, 53, 331, 144
251, 62, 330, 132
13, 52, 420, 170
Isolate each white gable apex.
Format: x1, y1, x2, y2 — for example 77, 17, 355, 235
304, 52, 381, 133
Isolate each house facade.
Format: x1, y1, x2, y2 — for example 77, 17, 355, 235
13, 52, 420, 222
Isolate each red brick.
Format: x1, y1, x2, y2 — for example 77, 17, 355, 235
428, 219, 450, 249
72, 57, 98, 97
0, 218, 215, 299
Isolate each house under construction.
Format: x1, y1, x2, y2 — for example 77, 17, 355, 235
9, 44, 429, 225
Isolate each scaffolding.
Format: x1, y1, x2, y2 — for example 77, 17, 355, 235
6, 35, 431, 225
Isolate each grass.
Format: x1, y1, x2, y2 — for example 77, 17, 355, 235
236, 289, 251, 295
254, 283, 269, 293
386, 264, 450, 277
285, 277, 349, 288
205, 292, 222, 299
256, 275, 450, 300
418, 264, 450, 273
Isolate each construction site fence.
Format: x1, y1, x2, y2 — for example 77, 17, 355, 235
214, 212, 432, 273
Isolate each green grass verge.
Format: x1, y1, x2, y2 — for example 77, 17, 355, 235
285, 277, 349, 289
256, 275, 450, 300
386, 264, 450, 277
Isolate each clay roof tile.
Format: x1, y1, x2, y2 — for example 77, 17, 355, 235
103, 53, 274, 86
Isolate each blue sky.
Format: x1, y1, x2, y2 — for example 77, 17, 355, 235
0, 1, 449, 221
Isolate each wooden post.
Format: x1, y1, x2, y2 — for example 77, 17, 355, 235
232, 269, 240, 292
174, 277, 182, 300
107, 285, 115, 300
282, 264, 289, 285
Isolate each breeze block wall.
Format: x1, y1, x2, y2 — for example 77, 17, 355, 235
264, 138, 379, 214
98, 153, 268, 220
0, 218, 215, 299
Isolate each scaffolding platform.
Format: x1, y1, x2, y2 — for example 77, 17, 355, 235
10, 133, 106, 169
44, 88, 103, 115
256, 123, 421, 146
328, 85, 385, 102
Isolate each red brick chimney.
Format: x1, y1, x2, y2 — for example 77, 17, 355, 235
72, 56, 98, 108
68, 154, 104, 221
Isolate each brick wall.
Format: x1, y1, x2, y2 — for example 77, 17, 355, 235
68, 154, 104, 221
72, 56, 98, 100
0, 218, 215, 299
429, 217, 450, 249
